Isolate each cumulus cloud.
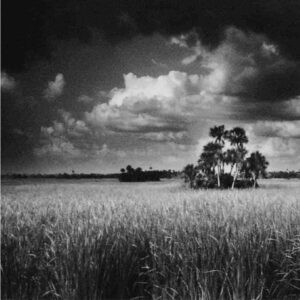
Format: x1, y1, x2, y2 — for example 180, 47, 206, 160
35, 110, 90, 159
44, 73, 65, 100
85, 71, 205, 134
1, 72, 16, 91
109, 71, 202, 106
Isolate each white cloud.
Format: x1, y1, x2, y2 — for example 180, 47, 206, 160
85, 71, 206, 133
1, 72, 16, 91
44, 73, 65, 100
84, 69, 237, 136
109, 71, 202, 106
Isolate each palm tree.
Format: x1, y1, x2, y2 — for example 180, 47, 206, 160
226, 127, 248, 148
230, 147, 247, 189
210, 125, 226, 145
201, 142, 223, 187
224, 149, 237, 175
183, 164, 196, 188
245, 151, 269, 187
225, 127, 249, 189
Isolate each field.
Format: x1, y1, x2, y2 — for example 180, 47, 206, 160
1, 179, 300, 299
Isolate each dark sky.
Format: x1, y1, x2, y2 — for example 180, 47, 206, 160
2, 0, 300, 173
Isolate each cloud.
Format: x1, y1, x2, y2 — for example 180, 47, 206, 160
35, 110, 89, 159
1, 72, 16, 91
250, 121, 300, 139
170, 33, 203, 65
34, 109, 128, 163
141, 131, 190, 144
109, 71, 202, 106
172, 27, 300, 103
85, 71, 206, 134
250, 137, 300, 160
44, 73, 65, 100
241, 122, 300, 170
34, 136, 82, 158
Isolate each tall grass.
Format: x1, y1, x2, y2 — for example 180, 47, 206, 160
1, 180, 300, 299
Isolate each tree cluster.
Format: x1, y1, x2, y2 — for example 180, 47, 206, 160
119, 166, 177, 182
183, 125, 269, 189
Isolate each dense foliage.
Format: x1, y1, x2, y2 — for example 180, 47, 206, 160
183, 125, 269, 189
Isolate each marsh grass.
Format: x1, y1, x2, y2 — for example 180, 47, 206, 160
1, 180, 300, 299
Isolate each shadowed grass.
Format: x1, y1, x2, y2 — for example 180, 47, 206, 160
1, 180, 300, 299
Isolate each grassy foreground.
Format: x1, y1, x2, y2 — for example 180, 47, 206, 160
1, 179, 300, 299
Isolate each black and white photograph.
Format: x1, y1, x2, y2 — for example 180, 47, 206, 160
1, 0, 300, 299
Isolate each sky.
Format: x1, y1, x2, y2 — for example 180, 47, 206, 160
2, 0, 300, 173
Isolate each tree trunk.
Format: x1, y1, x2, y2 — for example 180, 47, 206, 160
217, 169, 220, 188
230, 164, 234, 175
216, 162, 221, 188
231, 164, 238, 189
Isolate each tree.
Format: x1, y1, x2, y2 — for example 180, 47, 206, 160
200, 142, 223, 187
226, 127, 248, 148
120, 168, 125, 173
184, 125, 268, 189
231, 146, 247, 189
183, 164, 197, 188
226, 127, 249, 189
244, 151, 269, 187
224, 149, 237, 175
210, 125, 226, 145
126, 165, 134, 174
136, 167, 143, 173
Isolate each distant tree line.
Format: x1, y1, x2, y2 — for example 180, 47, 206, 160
1, 173, 120, 180
2, 168, 179, 181
119, 165, 178, 182
268, 170, 300, 179
183, 125, 269, 189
